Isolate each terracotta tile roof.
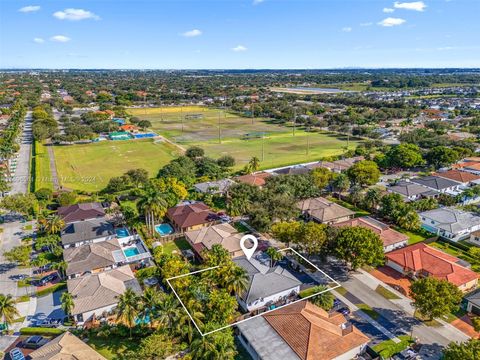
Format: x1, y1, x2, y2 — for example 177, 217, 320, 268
333, 216, 408, 248
435, 170, 480, 183
58, 202, 105, 223
185, 223, 243, 256
166, 202, 217, 229
452, 161, 480, 169
386, 243, 479, 287
29, 332, 106, 360
236, 172, 271, 187
462, 163, 480, 171
263, 301, 369, 360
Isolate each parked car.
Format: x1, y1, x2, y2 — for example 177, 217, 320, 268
36, 318, 62, 328
21, 335, 49, 349
35, 273, 58, 286
338, 307, 351, 316
9, 348, 25, 360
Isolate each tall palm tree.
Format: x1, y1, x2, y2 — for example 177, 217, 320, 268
0, 294, 20, 331
248, 156, 260, 173
175, 299, 204, 344
139, 287, 160, 328
190, 335, 219, 360
364, 188, 382, 212
52, 260, 67, 279
156, 294, 181, 330
44, 215, 65, 235
137, 187, 168, 235
221, 263, 249, 295
60, 292, 74, 320
116, 288, 140, 338
310, 285, 335, 311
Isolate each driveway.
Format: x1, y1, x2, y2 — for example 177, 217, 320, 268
10, 111, 32, 195
30, 289, 66, 326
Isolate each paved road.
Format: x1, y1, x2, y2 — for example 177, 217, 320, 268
10, 111, 32, 194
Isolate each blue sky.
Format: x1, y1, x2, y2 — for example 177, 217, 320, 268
1, 0, 479, 69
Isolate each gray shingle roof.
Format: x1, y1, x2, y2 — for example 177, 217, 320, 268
411, 176, 459, 190
388, 180, 434, 197
466, 289, 480, 307
194, 179, 235, 194
61, 217, 114, 246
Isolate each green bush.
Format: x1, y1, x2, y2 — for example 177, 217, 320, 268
20, 327, 64, 336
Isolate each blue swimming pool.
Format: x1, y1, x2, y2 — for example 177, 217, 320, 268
155, 223, 174, 236
124, 247, 140, 257
134, 132, 157, 139
116, 228, 129, 238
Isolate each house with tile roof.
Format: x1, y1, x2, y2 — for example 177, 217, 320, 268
387, 180, 438, 202
333, 216, 408, 253
237, 301, 370, 360
67, 265, 142, 324
435, 169, 480, 186
297, 197, 355, 225
63, 238, 124, 279
235, 171, 272, 187
386, 243, 478, 292
419, 207, 480, 241
234, 255, 302, 312
185, 223, 245, 259
58, 202, 105, 224
61, 217, 115, 248
166, 202, 218, 233
29, 331, 106, 360
194, 178, 236, 194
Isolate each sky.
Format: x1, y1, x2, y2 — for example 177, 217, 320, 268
1, 0, 479, 69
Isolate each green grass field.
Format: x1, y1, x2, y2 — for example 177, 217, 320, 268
53, 139, 180, 192
128, 106, 288, 143
33, 141, 53, 191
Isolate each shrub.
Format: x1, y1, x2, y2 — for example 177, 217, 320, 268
20, 327, 64, 336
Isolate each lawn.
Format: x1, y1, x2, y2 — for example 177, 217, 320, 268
375, 285, 401, 300
33, 141, 53, 191
53, 139, 180, 192
87, 336, 140, 359
393, 227, 433, 245
357, 303, 381, 320
372, 335, 414, 358
326, 196, 370, 217
161, 237, 192, 255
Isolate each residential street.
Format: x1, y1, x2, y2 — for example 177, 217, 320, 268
10, 110, 32, 195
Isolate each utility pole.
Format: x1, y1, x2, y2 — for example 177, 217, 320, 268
293, 108, 296, 136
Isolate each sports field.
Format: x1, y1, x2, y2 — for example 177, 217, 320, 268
191, 130, 361, 169
53, 139, 180, 192
128, 106, 288, 143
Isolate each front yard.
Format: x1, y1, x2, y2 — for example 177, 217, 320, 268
161, 237, 192, 255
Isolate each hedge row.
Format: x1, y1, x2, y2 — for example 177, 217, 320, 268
20, 327, 65, 336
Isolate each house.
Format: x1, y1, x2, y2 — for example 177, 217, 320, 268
333, 216, 408, 252
297, 197, 355, 225
194, 178, 236, 194
185, 223, 245, 259
166, 202, 218, 233
435, 170, 480, 187
307, 156, 364, 173
411, 176, 461, 195
237, 301, 370, 360
61, 217, 115, 248
468, 230, 480, 246
29, 331, 106, 360
63, 238, 124, 279
58, 202, 105, 224
458, 162, 480, 175
236, 172, 272, 187
386, 243, 478, 292
233, 255, 302, 312
419, 207, 480, 241
464, 290, 480, 315
119, 124, 138, 132
273, 165, 310, 176
387, 180, 438, 201
67, 265, 142, 324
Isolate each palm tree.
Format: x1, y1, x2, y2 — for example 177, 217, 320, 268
31, 256, 50, 274
248, 156, 260, 173
60, 292, 74, 320
222, 263, 249, 295
331, 174, 350, 199
139, 287, 160, 328
266, 247, 283, 267
175, 299, 204, 344
0, 294, 20, 331
52, 260, 67, 280
44, 215, 65, 235
116, 288, 140, 338
310, 285, 335, 311
364, 187, 382, 212
137, 187, 168, 235
190, 335, 219, 360
156, 294, 181, 330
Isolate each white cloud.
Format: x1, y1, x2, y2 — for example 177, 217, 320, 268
253, 0, 264, 4
383, 8, 395, 13
342, 27, 352, 32
33, 37, 44, 44
393, 1, 427, 11
232, 45, 247, 52
50, 35, 71, 42
53, 8, 100, 21
378, 17, 406, 27
19, 5, 40, 13
182, 29, 202, 37
360, 22, 373, 26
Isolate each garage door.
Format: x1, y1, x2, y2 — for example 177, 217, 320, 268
472, 305, 480, 316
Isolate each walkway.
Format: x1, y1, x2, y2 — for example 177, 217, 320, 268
46, 144, 60, 190
10, 111, 32, 194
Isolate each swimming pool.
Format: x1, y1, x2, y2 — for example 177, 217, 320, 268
116, 228, 129, 238
134, 133, 157, 139
155, 223, 174, 236
124, 247, 140, 257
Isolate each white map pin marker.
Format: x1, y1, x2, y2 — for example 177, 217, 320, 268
240, 234, 258, 260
